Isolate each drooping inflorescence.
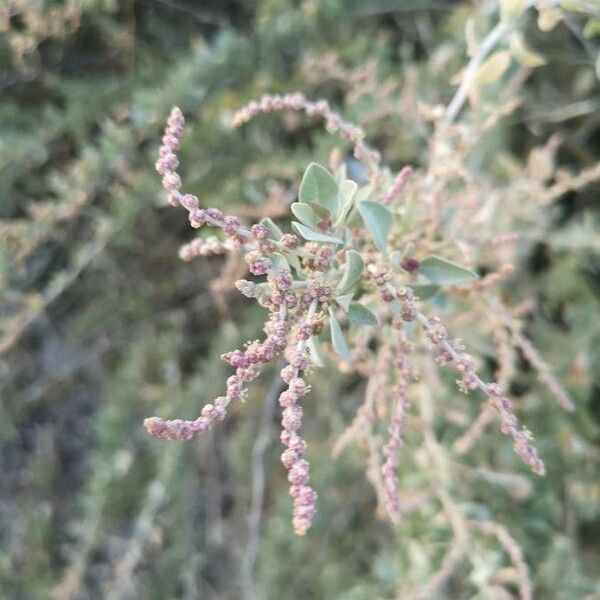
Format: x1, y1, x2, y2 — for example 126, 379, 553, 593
145, 97, 572, 535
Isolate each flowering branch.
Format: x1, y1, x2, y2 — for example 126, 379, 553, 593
143, 92, 572, 535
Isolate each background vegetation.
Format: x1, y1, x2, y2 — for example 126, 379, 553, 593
0, 1, 599, 598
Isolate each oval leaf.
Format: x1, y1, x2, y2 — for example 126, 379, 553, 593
291, 202, 320, 229
387, 298, 402, 316
474, 50, 511, 85
336, 179, 358, 226
408, 283, 441, 300
500, 0, 527, 21
260, 217, 283, 240
347, 303, 379, 326
299, 162, 339, 216
337, 250, 364, 293
270, 252, 289, 273
329, 307, 351, 361
291, 222, 344, 244
307, 336, 325, 368
389, 250, 403, 270
510, 33, 545, 68
357, 200, 392, 253
336, 293, 353, 312
418, 256, 478, 285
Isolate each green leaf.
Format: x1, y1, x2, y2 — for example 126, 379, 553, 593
474, 50, 511, 85
291, 222, 344, 244
299, 163, 339, 215
329, 307, 351, 361
334, 163, 348, 185
355, 185, 373, 203
357, 200, 392, 253
408, 283, 441, 300
337, 250, 364, 293
336, 293, 353, 312
509, 33, 545, 68
261, 218, 282, 240
500, 0, 527, 21
307, 336, 325, 368
270, 253, 289, 273
418, 256, 478, 285
387, 298, 402, 316
339, 179, 358, 206
284, 252, 302, 275
336, 179, 358, 226
347, 303, 379, 325
389, 250, 403, 270
291, 202, 320, 229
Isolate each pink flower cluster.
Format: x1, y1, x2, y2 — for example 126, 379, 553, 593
232, 93, 381, 174
279, 366, 317, 536
145, 307, 290, 441
145, 99, 556, 540
367, 269, 545, 476
178, 236, 236, 261
417, 313, 546, 476
382, 165, 412, 205
382, 383, 411, 524
150, 108, 326, 533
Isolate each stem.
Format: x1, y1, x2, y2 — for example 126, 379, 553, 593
444, 20, 511, 124
241, 366, 286, 600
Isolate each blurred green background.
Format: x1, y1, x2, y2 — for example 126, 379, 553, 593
1, 1, 599, 598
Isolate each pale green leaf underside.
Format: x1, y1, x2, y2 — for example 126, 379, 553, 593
418, 256, 478, 285
291, 222, 344, 244
307, 336, 325, 368
299, 162, 339, 216
408, 283, 441, 300
336, 293, 353, 312
270, 252, 289, 273
291, 202, 320, 229
347, 303, 379, 325
260, 217, 283, 240
329, 307, 351, 361
357, 200, 392, 253
338, 249, 364, 293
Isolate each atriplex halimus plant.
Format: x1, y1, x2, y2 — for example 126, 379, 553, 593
145, 91, 577, 537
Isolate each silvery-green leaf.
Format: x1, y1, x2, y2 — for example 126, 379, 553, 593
408, 283, 441, 300
357, 200, 392, 253
389, 250, 403, 270
500, 0, 527, 22
261, 217, 282, 240
336, 179, 358, 226
339, 179, 357, 204
307, 336, 325, 368
334, 163, 348, 185
473, 50, 511, 85
509, 32, 545, 67
299, 162, 339, 215
418, 256, 479, 285
348, 303, 379, 325
291, 202, 320, 229
337, 250, 364, 293
388, 298, 402, 316
291, 222, 344, 244
355, 185, 374, 203
336, 293, 353, 312
329, 307, 351, 361
284, 252, 302, 275
270, 253, 289, 273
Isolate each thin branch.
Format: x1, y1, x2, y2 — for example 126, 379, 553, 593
240, 366, 286, 600
444, 20, 511, 124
